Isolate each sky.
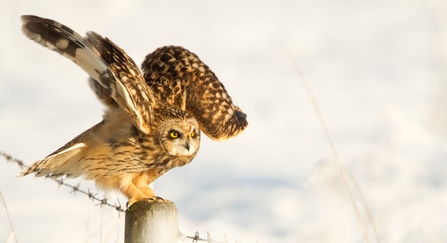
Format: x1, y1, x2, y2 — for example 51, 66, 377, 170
1, 0, 447, 242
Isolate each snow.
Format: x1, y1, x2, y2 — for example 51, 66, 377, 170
1, 0, 447, 242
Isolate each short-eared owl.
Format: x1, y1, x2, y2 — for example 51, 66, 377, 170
20, 15, 248, 205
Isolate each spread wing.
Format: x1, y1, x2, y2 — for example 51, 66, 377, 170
21, 15, 155, 134
141, 46, 248, 141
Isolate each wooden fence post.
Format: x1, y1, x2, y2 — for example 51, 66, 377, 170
125, 200, 178, 243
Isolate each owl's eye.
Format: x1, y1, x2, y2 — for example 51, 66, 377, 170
191, 131, 195, 137
169, 131, 179, 139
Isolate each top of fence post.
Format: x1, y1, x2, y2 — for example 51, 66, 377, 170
125, 200, 178, 243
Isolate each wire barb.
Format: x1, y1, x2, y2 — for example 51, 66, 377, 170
1, 151, 26, 169
177, 230, 232, 243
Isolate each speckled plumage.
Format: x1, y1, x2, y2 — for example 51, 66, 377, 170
19, 15, 248, 205
142, 46, 247, 141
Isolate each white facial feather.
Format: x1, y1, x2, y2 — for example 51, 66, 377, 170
169, 138, 199, 156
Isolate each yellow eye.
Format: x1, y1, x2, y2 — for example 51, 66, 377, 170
170, 131, 179, 138
191, 131, 195, 137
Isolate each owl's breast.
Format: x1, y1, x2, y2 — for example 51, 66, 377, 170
134, 133, 197, 170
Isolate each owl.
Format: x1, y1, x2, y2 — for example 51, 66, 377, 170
19, 15, 248, 206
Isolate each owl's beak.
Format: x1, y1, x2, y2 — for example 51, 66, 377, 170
184, 143, 190, 151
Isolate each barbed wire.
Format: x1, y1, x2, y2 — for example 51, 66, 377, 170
178, 231, 235, 243
1, 151, 246, 243
0, 151, 125, 212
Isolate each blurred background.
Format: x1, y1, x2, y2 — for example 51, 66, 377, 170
1, 0, 447, 242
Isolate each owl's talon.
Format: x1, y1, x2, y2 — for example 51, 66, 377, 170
147, 196, 165, 203
126, 198, 138, 208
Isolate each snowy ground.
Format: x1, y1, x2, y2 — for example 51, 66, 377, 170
1, 0, 447, 242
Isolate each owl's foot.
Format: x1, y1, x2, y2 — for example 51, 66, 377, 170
126, 196, 169, 208
126, 198, 138, 208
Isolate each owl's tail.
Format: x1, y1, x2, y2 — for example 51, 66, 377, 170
19, 143, 87, 179
18, 122, 101, 179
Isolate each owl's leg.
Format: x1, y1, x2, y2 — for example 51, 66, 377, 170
133, 175, 155, 198
124, 170, 164, 206
133, 179, 167, 203
132, 170, 164, 200
120, 182, 147, 207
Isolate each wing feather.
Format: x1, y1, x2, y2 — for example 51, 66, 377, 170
21, 15, 154, 134
142, 46, 248, 141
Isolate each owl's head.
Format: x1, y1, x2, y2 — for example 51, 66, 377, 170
158, 118, 200, 157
